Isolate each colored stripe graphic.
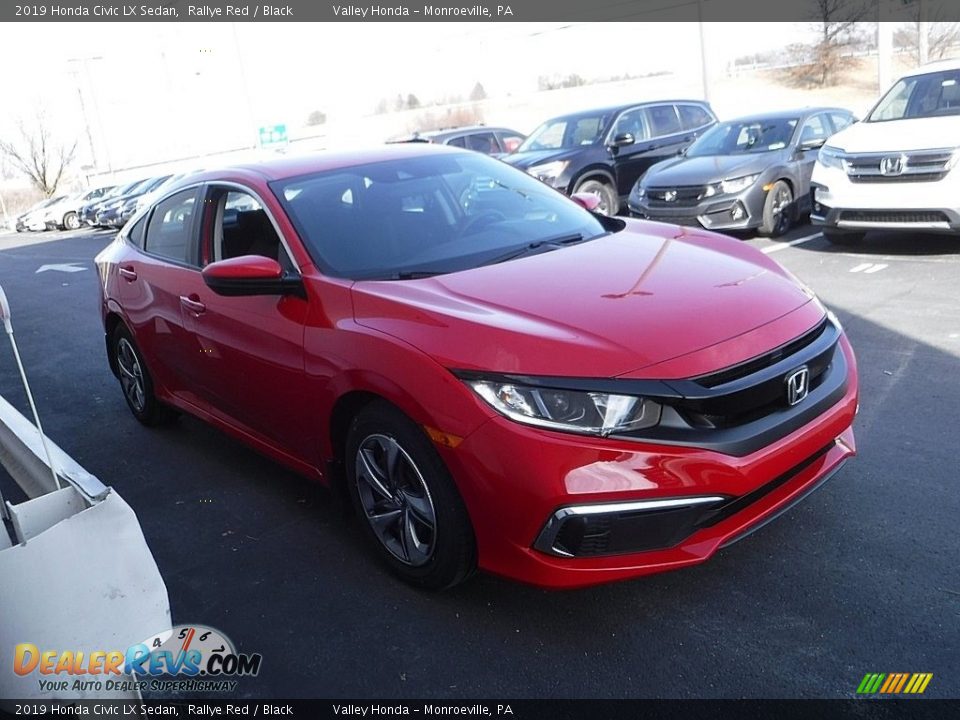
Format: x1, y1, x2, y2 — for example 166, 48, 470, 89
857, 673, 932, 694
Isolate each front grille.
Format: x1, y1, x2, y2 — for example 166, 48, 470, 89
645, 185, 707, 208
845, 149, 955, 183
839, 210, 950, 224
639, 214, 702, 227
696, 319, 828, 388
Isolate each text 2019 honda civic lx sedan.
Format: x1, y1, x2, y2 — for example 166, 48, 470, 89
96, 145, 858, 590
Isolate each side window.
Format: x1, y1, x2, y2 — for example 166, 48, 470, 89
678, 104, 713, 131
612, 108, 650, 141
445, 136, 466, 148
143, 189, 198, 264
464, 132, 499, 155
829, 111, 854, 133
646, 104, 682, 137
497, 133, 525, 153
126, 215, 147, 249
798, 113, 830, 146
208, 189, 293, 272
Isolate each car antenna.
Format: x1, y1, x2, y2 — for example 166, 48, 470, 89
0, 284, 61, 490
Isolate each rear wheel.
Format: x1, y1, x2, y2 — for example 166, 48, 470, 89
574, 178, 618, 217
346, 401, 476, 590
759, 180, 794, 237
111, 325, 175, 426
823, 230, 865, 246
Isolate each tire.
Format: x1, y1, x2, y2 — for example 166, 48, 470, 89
111, 325, 175, 426
346, 401, 476, 590
62, 211, 80, 231
823, 230, 865, 246
759, 180, 794, 237
574, 178, 619, 217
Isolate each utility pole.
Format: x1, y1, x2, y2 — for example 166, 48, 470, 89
918, 0, 929, 65
67, 56, 112, 173
67, 68, 98, 174
697, 1, 710, 102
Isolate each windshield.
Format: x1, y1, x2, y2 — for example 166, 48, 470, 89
868, 69, 960, 122
271, 152, 609, 280
517, 112, 612, 152
687, 118, 798, 156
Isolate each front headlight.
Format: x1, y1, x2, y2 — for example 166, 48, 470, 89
720, 174, 759, 194
466, 379, 661, 436
526, 160, 569, 183
818, 146, 846, 170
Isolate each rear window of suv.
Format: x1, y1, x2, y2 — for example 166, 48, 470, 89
868, 69, 960, 121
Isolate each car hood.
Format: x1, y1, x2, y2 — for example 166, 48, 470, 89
644, 153, 776, 187
501, 148, 586, 171
351, 222, 822, 379
829, 116, 960, 152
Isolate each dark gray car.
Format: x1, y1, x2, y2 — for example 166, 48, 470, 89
628, 107, 855, 236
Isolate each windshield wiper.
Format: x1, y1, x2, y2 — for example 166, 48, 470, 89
480, 232, 598, 268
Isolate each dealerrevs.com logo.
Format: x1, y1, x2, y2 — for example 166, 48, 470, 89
14, 625, 262, 694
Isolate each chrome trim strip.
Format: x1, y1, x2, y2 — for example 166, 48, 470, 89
533, 495, 726, 557
837, 220, 951, 229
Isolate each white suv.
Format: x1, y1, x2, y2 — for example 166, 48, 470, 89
811, 59, 960, 245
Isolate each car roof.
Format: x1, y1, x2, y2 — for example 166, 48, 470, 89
720, 107, 851, 124
185, 143, 481, 184
902, 57, 960, 78
542, 99, 711, 123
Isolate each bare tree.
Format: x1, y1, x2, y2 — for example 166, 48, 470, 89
0, 113, 77, 197
894, 22, 960, 61
809, 0, 874, 86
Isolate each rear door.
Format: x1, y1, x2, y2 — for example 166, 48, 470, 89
117, 187, 205, 398
794, 112, 833, 197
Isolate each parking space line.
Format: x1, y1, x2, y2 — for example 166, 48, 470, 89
849, 263, 874, 273
760, 232, 822, 254
863, 263, 889, 274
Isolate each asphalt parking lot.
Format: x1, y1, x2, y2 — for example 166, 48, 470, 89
0, 222, 957, 699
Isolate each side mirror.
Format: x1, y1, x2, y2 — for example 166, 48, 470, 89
799, 137, 826, 151
570, 192, 602, 212
610, 133, 635, 148
202, 255, 305, 298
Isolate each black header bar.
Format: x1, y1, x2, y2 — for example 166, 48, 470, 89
4, 0, 960, 23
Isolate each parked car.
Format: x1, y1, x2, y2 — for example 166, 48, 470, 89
14, 197, 62, 232
97, 175, 172, 229
82, 180, 146, 227
502, 100, 717, 215
628, 108, 856, 236
116, 173, 195, 228
96, 144, 858, 590
811, 58, 960, 244
391, 126, 526, 156
41, 185, 116, 231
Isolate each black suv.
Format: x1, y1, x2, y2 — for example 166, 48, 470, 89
502, 100, 716, 215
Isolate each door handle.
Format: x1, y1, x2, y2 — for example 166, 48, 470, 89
118, 266, 137, 281
179, 295, 206, 314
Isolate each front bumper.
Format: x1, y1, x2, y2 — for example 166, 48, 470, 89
439, 337, 858, 589
810, 166, 960, 234
627, 183, 766, 231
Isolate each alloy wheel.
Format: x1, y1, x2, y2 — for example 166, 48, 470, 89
771, 186, 792, 234
354, 433, 437, 567
116, 337, 146, 413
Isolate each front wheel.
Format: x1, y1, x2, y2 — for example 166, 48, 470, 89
346, 401, 476, 590
62, 212, 81, 231
574, 178, 618, 217
759, 180, 794, 237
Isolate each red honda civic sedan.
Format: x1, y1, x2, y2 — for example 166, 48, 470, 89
95, 145, 858, 589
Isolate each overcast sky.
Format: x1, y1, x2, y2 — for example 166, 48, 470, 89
0, 22, 819, 172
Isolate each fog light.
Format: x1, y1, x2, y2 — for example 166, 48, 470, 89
730, 203, 746, 221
